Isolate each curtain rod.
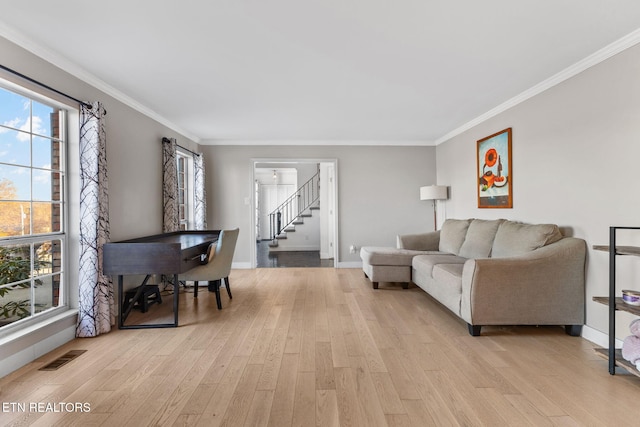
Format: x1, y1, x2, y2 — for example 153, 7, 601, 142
162, 137, 199, 156
178, 144, 200, 156
0, 63, 94, 109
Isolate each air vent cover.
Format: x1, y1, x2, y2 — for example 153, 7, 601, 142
39, 350, 87, 371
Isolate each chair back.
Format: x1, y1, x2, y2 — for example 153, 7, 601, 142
209, 228, 239, 278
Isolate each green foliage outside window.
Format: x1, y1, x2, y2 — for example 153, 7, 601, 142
0, 246, 48, 322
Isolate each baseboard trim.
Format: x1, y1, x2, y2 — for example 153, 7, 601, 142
580, 324, 623, 349
232, 262, 252, 269
268, 246, 321, 252
0, 309, 78, 378
337, 261, 362, 269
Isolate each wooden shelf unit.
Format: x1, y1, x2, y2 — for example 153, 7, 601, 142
592, 245, 640, 256
593, 348, 640, 378
592, 296, 640, 316
592, 226, 640, 376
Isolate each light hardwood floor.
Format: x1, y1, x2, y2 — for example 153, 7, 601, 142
1, 268, 640, 426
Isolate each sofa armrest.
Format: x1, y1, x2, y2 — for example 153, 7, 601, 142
397, 231, 440, 251
460, 237, 586, 326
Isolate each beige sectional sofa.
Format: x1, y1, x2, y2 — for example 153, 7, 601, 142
360, 219, 586, 336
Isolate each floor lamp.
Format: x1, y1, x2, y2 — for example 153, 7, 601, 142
420, 185, 448, 230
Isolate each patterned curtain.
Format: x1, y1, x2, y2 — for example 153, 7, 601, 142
77, 102, 114, 337
162, 137, 179, 232
193, 153, 207, 230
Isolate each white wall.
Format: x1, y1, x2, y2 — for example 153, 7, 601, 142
201, 144, 437, 267
436, 43, 640, 340
319, 162, 336, 259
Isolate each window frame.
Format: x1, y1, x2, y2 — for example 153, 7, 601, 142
176, 149, 195, 230
0, 79, 72, 338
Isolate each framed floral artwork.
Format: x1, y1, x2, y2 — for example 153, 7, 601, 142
477, 128, 512, 208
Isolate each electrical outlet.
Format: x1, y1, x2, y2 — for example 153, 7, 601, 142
349, 245, 357, 253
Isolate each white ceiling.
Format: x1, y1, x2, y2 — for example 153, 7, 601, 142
2, 1, 640, 145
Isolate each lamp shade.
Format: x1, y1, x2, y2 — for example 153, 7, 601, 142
420, 185, 448, 201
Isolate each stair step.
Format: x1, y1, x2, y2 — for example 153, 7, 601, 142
284, 226, 296, 232
276, 234, 287, 239
310, 205, 320, 210
292, 219, 304, 225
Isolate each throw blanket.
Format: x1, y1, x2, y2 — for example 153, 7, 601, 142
621, 319, 640, 370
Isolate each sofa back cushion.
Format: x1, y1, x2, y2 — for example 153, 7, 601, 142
439, 219, 472, 255
491, 221, 564, 258
458, 219, 504, 259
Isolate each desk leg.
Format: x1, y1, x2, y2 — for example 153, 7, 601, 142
117, 274, 178, 329
118, 275, 124, 329
173, 274, 179, 327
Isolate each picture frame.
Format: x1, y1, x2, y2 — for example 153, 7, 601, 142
477, 127, 512, 208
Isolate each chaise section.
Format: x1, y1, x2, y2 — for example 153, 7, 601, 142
360, 246, 427, 289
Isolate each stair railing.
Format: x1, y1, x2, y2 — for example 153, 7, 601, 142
269, 172, 320, 241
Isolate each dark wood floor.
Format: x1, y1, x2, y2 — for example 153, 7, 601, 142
256, 241, 334, 268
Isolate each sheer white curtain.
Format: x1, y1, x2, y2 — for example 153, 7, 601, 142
77, 102, 114, 337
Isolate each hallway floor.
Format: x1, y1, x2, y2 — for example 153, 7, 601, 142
256, 240, 334, 268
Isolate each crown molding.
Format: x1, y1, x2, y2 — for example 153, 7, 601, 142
0, 20, 201, 143
434, 28, 640, 145
201, 139, 433, 146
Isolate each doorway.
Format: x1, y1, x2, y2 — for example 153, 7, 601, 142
251, 158, 338, 268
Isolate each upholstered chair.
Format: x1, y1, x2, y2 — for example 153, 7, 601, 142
179, 228, 239, 309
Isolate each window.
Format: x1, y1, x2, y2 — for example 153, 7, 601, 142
176, 150, 194, 230
177, 153, 188, 230
0, 84, 67, 330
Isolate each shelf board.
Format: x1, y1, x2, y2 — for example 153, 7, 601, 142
594, 348, 640, 378
593, 296, 640, 316
593, 245, 640, 256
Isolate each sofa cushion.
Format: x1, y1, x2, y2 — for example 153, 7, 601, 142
458, 219, 504, 259
432, 264, 464, 291
491, 221, 564, 258
397, 231, 440, 251
412, 253, 467, 277
429, 263, 465, 316
439, 219, 472, 255
360, 246, 429, 266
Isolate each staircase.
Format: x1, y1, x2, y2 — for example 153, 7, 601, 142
268, 171, 320, 249
268, 205, 320, 250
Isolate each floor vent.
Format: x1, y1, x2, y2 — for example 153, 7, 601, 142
39, 350, 87, 371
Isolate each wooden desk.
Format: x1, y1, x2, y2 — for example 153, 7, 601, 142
103, 230, 220, 328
